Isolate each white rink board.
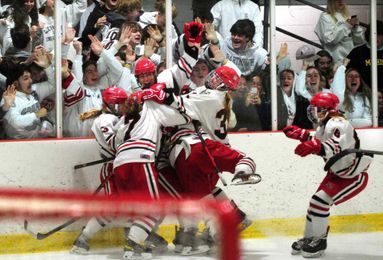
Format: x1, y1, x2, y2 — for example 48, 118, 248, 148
0, 129, 382, 233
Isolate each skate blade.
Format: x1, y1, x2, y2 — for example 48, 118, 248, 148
231, 178, 260, 185
123, 251, 152, 259
181, 245, 210, 256
290, 249, 301, 255
302, 250, 325, 258
70, 246, 88, 255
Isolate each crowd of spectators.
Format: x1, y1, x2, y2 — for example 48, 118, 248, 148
0, 0, 382, 140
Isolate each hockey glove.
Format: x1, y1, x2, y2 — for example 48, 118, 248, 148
183, 21, 204, 44
231, 171, 262, 185
294, 139, 322, 157
180, 84, 191, 95
141, 83, 167, 104
283, 125, 309, 142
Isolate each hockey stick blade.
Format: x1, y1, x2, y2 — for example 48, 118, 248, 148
24, 220, 38, 239
24, 218, 80, 240
324, 148, 381, 171
23, 179, 107, 240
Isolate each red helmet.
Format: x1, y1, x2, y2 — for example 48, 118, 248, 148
102, 86, 128, 105
134, 57, 156, 76
205, 66, 240, 91
308, 92, 339, 123
310, 92, 339, 112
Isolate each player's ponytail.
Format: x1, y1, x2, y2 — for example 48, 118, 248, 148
224, 92, 232, 125
79, 109, 103, 121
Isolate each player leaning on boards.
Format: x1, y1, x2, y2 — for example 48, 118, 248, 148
282, 92, 373, 258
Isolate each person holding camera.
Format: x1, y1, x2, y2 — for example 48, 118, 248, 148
232, 75, 264, 131
314, 0, 365, 64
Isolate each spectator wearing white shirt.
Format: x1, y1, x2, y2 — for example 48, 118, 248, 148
2, 49, 55, 139
340, 68, 372, 128
219, 19, 268, 77
314, 0, 365, 63
210, 0, 263, 48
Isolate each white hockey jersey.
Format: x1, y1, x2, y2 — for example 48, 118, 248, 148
91, 113, 122, 159
113, 101, 191, 168
172, 86, 231, 145
316, 116, 372, 178
166, 86, 232, 167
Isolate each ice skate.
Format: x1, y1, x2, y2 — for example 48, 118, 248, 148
70, 233, 90, 254
172, 226, 186, 254
301, 237, 327, 258
143, 232, 168, 253
198, 227, 217, 254
172, 226, 210, 256
123, 238, 152, 259
291, 237, 312, 255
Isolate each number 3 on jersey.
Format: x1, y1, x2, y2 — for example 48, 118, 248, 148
214, 109, 227, 140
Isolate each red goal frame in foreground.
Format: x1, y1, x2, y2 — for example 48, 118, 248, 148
0, 188, 240, 260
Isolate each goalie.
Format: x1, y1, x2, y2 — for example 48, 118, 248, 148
283, 92, 373, 258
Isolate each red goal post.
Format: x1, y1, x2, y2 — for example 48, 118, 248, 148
0, 188, 240, 260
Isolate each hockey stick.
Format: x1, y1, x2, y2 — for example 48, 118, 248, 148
192, 121, 228, 186
324, 148, 380, 171
24, 180, 106, 240
74, 157, 114, 170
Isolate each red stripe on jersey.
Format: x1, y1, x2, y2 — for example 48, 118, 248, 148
171, 129, 195, 143
117, 140, 156, 152
62, 74, 74, 89
64, 88, 85, 106
179, 57, 191, 76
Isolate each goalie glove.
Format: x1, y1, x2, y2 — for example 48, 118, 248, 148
231, 171, 262, 185
283, 125, 309, 142
295, 138, 322, 157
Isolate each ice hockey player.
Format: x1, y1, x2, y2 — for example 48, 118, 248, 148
283, 92, 373, 258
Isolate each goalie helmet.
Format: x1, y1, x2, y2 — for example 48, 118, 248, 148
205, 66, 240, 91
307, 92, 339, 124
134, 57, 156, 76
102, 86, 128, 116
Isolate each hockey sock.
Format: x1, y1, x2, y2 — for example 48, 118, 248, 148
306, 190, 333, 238
82, 217, 110, 238
128, 216, 161, 244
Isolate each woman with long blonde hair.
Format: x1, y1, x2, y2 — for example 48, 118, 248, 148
314, 0, 365, 63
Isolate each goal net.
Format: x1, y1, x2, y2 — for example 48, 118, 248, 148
0, 188, 240, 260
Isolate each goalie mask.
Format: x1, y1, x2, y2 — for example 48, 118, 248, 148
307, 92, 339, 124
205, 66, 240, 91
102, 86, 128, 116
